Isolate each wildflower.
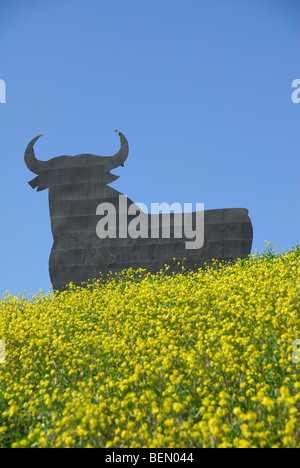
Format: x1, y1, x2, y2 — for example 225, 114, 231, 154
261, 397, 275, 411
173, 402, 184, 413
0, 245, 299, 447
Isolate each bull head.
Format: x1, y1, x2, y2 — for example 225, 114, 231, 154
24, 130, 129, 191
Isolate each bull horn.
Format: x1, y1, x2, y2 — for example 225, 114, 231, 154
107, 130, 129, 169
24, 134, 47, 174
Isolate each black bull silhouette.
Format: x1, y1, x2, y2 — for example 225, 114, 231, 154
25, 131, 253, 292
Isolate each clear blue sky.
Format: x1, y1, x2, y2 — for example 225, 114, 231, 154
0, 0, 299, 296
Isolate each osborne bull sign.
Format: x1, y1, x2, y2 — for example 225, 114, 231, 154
25, 130, 253, 292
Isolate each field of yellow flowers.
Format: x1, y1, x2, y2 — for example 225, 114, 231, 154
0, 244, 299, 448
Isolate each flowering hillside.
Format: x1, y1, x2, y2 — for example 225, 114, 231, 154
0, 244, 299, 448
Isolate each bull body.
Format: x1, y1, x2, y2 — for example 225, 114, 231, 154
25, 131, 253, 291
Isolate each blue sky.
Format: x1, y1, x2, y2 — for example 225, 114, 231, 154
0, 0, 299, 296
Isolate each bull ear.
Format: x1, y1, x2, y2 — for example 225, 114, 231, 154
28, 176, 39, 189
106, 172, 119, 184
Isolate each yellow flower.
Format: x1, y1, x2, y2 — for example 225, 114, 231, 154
261, 397, 275, 411
173, 402, 183, 413
163, 398, 173, 415
164, 418, 175, 428
0, 245, 299, 448
236, 439, 252, 448
280, 386, 290, 400
233, 407, 242, 417
38, 437, 48, 448
240, 424, 251, 438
